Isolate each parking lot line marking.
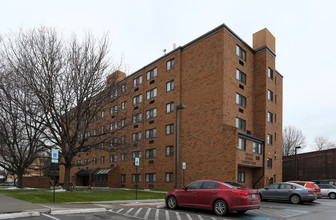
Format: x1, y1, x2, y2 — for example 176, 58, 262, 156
176, 212, 182, 220
155, 209, 159, 219
134, 207, 143, 217
42, 214, 61, 220
197, 214, 204, 220
165, 210, 170, 220
115, 208, 123, 213
125, 208, 134, 215
186, 213, 193, 220
281, 209, 310, 214
144, 208, 152, 219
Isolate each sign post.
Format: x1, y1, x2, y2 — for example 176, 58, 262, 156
135, 157, 139, 200
182, 162, 186, 187
51, 149, 59, 204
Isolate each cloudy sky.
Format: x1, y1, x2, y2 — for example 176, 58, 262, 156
1, 0, 336, 152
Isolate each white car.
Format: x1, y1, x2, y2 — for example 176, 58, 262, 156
318, 184, 336, 199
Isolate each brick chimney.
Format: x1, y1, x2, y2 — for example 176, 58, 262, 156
107, 70, 126, 87
253, 28, 276, 54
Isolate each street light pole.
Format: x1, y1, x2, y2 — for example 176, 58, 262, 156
295, 146, 301, 180
175, 104, 186, 189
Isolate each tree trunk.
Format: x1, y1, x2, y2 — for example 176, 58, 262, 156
63, 164, 71, 191
17, 172, 23, 188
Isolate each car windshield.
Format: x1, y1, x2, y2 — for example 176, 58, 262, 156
312, 183, 319, 188
223, 182, 246, 188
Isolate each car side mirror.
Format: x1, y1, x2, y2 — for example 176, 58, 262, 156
183, 186, 188, 190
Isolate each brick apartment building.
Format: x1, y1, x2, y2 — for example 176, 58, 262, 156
59, 23, 283, 190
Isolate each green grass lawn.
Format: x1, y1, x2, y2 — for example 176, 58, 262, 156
0, 188, 166, 203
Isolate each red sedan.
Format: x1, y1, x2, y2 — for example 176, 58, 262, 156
165, 180, 260, 216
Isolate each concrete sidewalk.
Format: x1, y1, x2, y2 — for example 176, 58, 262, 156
0, 195, 165, 219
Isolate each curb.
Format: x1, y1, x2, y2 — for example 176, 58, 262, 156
50, 208, 107, 215
63, 199, 165, 204
0, 211, 40, 219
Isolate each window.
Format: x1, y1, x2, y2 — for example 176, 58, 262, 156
121, 174, 126, 183
110, 138, 117, 146
268, 68, 274, 80
111, 89, 118, 98
236, 93, 246, 108
110, 155, 117, 163
100, 156, 105, 164
121, 135, 126, 144
93, 157, 97, 165
93, 114, 97, 122
236, 117, 246, 131
166, 80, 174, 92
132, 174, 141, 183
121, 153, 126, 162
84, 159, 89, 165
77, 160, 82, 166
146, 149, 156, 159
268, 90, 273, 101
132, 151, 141, 159
133, 94, 142, 105
188, 181, 202, 190
166, 124, 174, 135
101, 111, 105, 119
166, 59, 174, 71
121, 118, 126, 127
111, 105, 118, 115
133, 75, 142, 87
146, 68, 157, 80
121, 101, 126, 110
267, 158, 273, 169
145, 128, 156, 139
110, 122, 118, 131
268, 112, 273, 123
122, 84, 126, 93
166, 146, 174, 156
93, 129, 97, 136
101, 142, 105, 149
146, 88, 157, 100
101, 126, 105, 134
253, 142, 262, 154
132, 132, 142, 142
132, 113, 142, 124
165, 173, 173, 183
146, 173, 156, 183
267, 134, 273, 145
166, 102, 174, 113
236, 69, 246, 84
238, 172, 245, 182
236, 45, 246, 61
146, 108, 157, 119
238, 138, 246, 151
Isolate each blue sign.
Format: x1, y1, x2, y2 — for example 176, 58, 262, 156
182, 162, 186, 170
135, 157, 139, 166
51, 149, 59, 163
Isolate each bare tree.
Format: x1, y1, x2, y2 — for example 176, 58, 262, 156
0, 27, 120, 190
313, 136, 336, 151
0, 68, 46, 188
283, 126, 306, 156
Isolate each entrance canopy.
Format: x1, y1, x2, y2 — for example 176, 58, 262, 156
77, 169, 93, 176
94, 168, 111, 175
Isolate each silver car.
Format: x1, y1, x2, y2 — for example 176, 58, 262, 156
317, 184, 336, 199
258, 182, 317, 204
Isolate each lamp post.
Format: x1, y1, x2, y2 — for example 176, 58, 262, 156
295, 146, 301, 180
175, 104, 186, 189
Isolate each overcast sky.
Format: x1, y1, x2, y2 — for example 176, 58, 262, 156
1, 0, 336, 152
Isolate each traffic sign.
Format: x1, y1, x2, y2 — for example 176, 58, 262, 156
135, 157, 140, 166
182, 162, 186, 170
51, 149, 59, 163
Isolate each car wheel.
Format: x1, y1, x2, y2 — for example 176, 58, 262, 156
213, 199, 228, 216
290, 194, 301, 204
259, 193, 263, 201
167, 196, 178, 209
329, 193, 336, 199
